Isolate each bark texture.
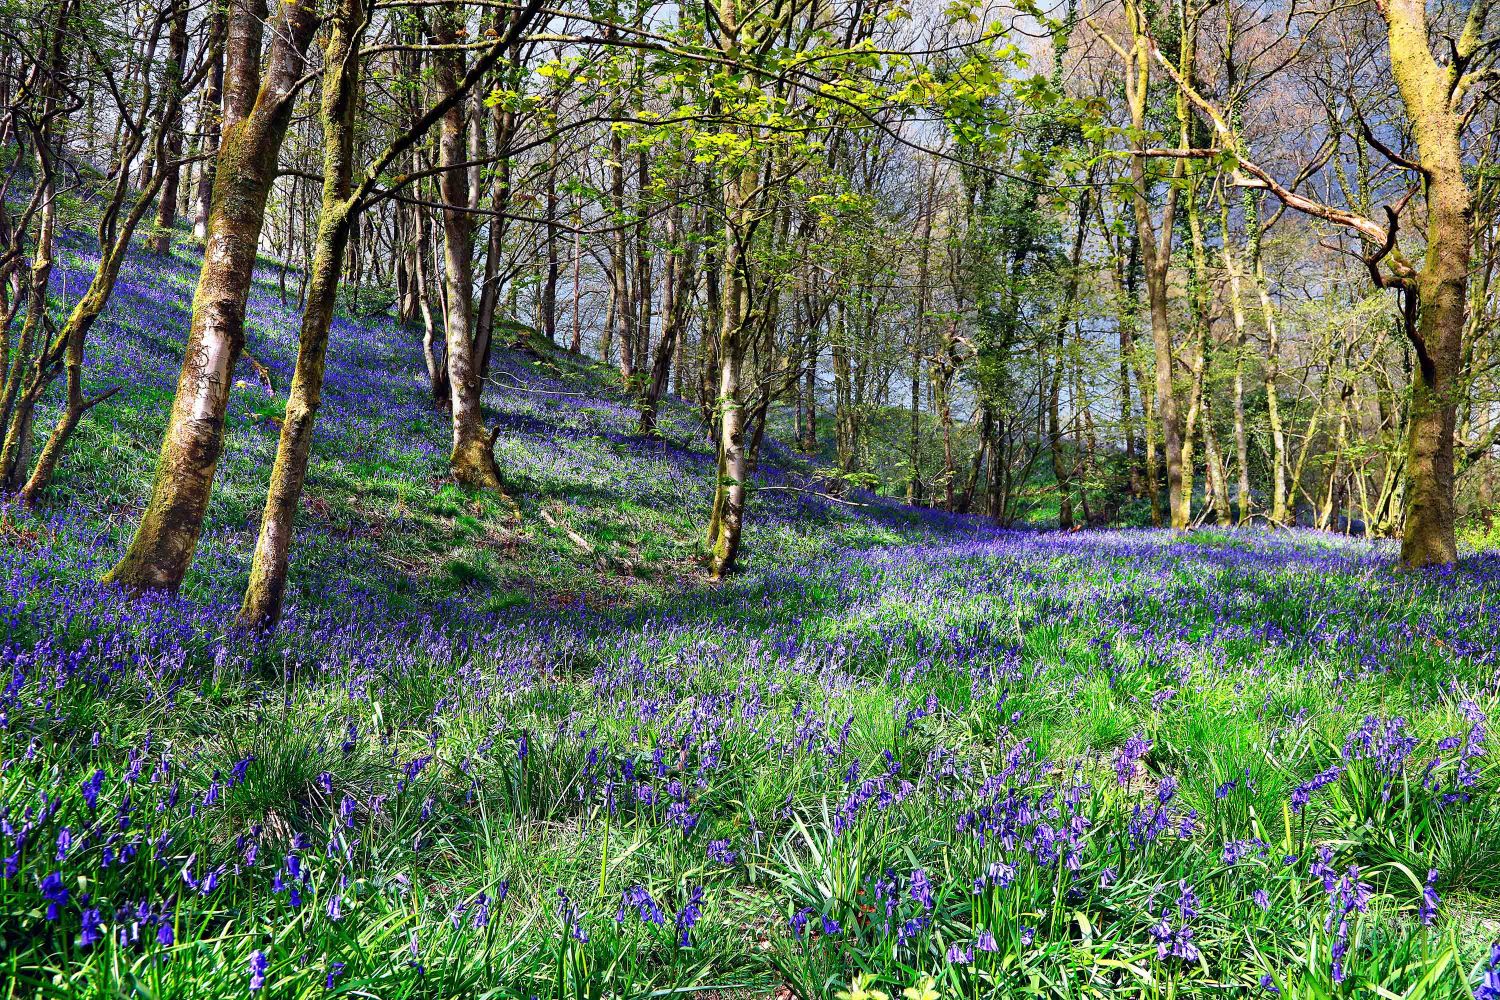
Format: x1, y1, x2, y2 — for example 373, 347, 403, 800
105, 0, 317, 592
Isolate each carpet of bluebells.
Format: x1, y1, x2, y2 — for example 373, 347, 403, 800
0, 236, 1498, 998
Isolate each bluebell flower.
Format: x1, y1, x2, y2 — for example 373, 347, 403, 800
910, 869, 934, 910
249, 950, 268, 992
77, 908, 103, 948
1476, 943, 1500, 1000
81, 770, 105, 810
790, 907, 812, 939
1419, 869, 1439, 926
675, 885, 703, 946
617, 885, 664, 925
1115, 734, 1152, 785
40, 870, 68, 921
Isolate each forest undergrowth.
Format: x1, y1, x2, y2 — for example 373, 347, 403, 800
1, 237, 1497, 999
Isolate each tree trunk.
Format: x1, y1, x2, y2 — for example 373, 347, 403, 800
706, 158, 755, 578
908, 167, 935, 505
414, 209, 449, 406
145, 0, 190, 255
1048, 190, 1089, 529
1256, 259, 1288, 524
609, 128, 634, 384
800, 319, 818, 454
1125, 0, 1186, 529
639, 202, 694, 436
1384, 0, 1469, 567
1221, 192, 1253, 524
569, 218, 582, 353
435, 3, 503, 492
633, 149, 654, 380
477, 43, 519, 377
238, 0, 362, 628
0, 190, 55, 491
541, 131, 560, 344
192, 6, 228, 242
104, 0, 317, 592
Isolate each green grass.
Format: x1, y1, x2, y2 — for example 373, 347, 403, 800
0, 231, 1496, 999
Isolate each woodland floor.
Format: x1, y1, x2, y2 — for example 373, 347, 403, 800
0, 232, 1497, 998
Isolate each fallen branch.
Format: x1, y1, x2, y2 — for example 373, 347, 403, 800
80, 385, 122, 412
486, 369, 592, 397
754, 485, 871, 508
538, 507, 595, 554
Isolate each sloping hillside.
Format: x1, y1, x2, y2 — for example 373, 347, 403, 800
2, 236, 1496, 1000
24, 232, 985, 617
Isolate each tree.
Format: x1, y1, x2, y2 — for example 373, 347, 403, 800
104, 0, 319, 592
1151, 0, 1495, 565
239, 0, 548, 626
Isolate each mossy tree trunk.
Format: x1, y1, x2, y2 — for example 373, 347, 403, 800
707, 158, 755, 578
104, 0, 318, 593
238, 0, 363, 628
1384, 0, 1472, 567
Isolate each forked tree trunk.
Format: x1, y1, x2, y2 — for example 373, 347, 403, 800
21, 123, 182, 501
0, 0, 68, 490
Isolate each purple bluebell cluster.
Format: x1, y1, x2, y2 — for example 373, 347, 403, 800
0, 241, 1494, 995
